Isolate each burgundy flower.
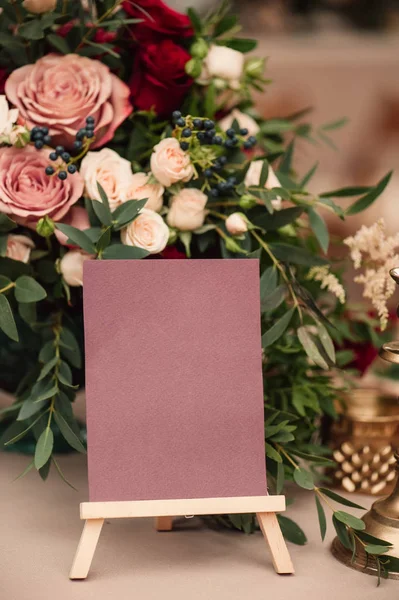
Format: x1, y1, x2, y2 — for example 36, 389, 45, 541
129, 39, 192, 116
123, 0, 192, 43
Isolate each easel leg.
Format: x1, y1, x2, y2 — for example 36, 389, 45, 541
256, 512, 294, 574
69, 518, 104, 580
155, 516, 174, 531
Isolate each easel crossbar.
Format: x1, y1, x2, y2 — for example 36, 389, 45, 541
80, 495, 285, 519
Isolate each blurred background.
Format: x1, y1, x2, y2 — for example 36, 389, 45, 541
171, 0, 399, 240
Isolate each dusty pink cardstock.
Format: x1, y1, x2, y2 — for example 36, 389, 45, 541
83, 259, 267, 502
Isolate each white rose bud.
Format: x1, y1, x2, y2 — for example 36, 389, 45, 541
0, 95, 18, 140
121, 208, 169, 255
60, 251, 93, 287
218, 109, 259, 137
225, 213, 248, 236
150, 138, 194, 187
244, 162, 282, 210
6, 234, 34, 263
203, 45, 244, 88
23, 0, 56, 13
167, 188, 208, 232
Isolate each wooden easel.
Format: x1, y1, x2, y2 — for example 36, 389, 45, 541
70, 495, 294, 579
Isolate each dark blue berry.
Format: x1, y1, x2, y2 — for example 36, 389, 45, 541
248, 136, 257, 145
58, 171, 67, 180
213, 135, 223, 145
76, 129, 86, 141
231, 137, 239, 146
217, 182, 228, 192
31, 126, 40, 136
228, 176, 237, 185
204, 168, 213, 178
86, 131, 94, 138
176, 117, 186, 127
67, 164, 77, 174
197, 132, 206, 141
243, 141, 251, 150
61, 152, 70, 162
182, 128, 192, 138
31, 131, 43, 141
86, 116, 95, 125
203, 119, 214, 130
172, 110, 182, 121
210, 188, 219, 197
218, 156, 228, 165
55, 145, 64, 155
224, 139, 234, 148
73, 140, 83, 151
40, 127, 49, 135
193, 118, 202, 129
34, 140, 44, 149
212, 161, 222, 171
226, 128, 236, 138
180, 141, 189, 151
43, 135, 52, 145
49, 152, 58, 161
85, 123, 95, 132
206, 128, 216, 137
239, 128, 248, 136
45, 166, 54, 175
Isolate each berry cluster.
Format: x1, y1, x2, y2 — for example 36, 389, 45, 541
30, 126, 51, 149
204, 156, 237, 197
172, 111, 257, 152
43, 116, 95, 180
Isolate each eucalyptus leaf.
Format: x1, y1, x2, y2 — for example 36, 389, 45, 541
102, 245, 149, 260
276, 461, 285, 494
346, 172, 392, 216
293, 468, 314, 490
261, 285, 287, 313
91, 199, 112, 226
335, 511, 365, 531
277, 515, 307, 545
34, 428, 54, 470
315, 496, 327, 541
0, 213, 17, 233
355, 531, 392, 547
0, 294, 18, 341
308, 208, 329, 253
269, 243, 328, 267
297, 326, 329, 370
112, 199, 147, 230
333, 515, 352, 550
260, 267, 277, 299
262, 307, 295, 348
55, 224, 95, 254
364, 545, 390, 555
265, 442, 282, 463
15, 276, 46, 303
46, 33, 70, 54
259, 160, 269, 187
318, 488, 365, 510
254, 207, 303, 231
53, 411, 86, 453
17, 398, 46, 421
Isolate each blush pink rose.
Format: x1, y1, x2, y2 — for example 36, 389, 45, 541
125, 172, 164, 213
150, 138, 194, 187
6, 234, 34, 263
0, 146, 84, 226
5, 53, 132, 149
167, 188, 207, 231
55, 206, 90, 246
60, 250, 93, 287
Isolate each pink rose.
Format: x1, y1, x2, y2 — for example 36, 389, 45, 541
225, 212, 248, 236
60, 250, 93, 287
121, 208, 169, 254
167, 188, 207, 231
5, 54, 132, 149
6, 234, 34, 263
125, 173, 164, 212
55, 206, 90, 246
0, 146, 84, 226
150, 138, 194, 187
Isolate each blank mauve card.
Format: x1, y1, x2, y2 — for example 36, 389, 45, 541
83, 259, 267, 502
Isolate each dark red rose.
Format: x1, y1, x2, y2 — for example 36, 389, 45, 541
57, 21, 117, 44
123, 0, 192, 42
129, 39, 192, 116
0, 68, 7, 94
161, 246, 186, 259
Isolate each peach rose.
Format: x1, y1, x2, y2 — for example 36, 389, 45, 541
150, 138, 194, 187
5, 53, 132, 149
55, 206, 91, 246
0, 146, 83, 226
202, 45, 244, 88
218, 109, 259, 137
125, 172, 164, 213
80, 148, 133, 211
167, 188, 207, 231
244, 161, 282, 210
60, 250, 93, 287
6, 234, 34, 263
121, 208, 169, 254
23, 0, 56, 13
225, 212, 248, 236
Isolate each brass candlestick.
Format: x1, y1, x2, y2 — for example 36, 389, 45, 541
332, 268, 399, 579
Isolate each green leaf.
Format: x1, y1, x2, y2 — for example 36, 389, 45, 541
316, 322, 335, 363
52, 456, 78, 491
261, 285, 287, 313
19, 19, 44, 40
214, 14, 237, 37
13, 459, 34, 482
19, 301, 37, 325
260, 267, 277, 299
293, 468, 314, 490
204, 82, 216, 118
279, 140, 294, 174
55, 224, 95, 254
346, 172, 392, 216
276, 461, 285, 494
17, 397, 46, 421
187, 7, 202, 34
0, 213, 17, 233
261, 120, 295, 135
297, 326, 329, 370
34, 428, 54, 470
84, 39, 120, 58
46, 33, 70, 54
102, 244, 149, 260
355, 531, 392, 547
318, 488, 365, 510
112, 198, 147, 230
315, 496, 327, 541
96, 226, 112, 253
91, 199, 112, 226
265, 442, 282, 463
39, 341, 56, 363
321, 117, 348, 131
53, 411, 86, 453
364, 545, 390, 555
269, 243, 328, 267
277, 515, 307, 545
15, 275, 47, 303
37, 356, 58, 381
60, 328, 81, 369
0, 294, 18, 341
333, 515, 352, 550
245, 248, 262, 260
220, 38, 257, 53
262, 307, 295, 348
259, 160, 269, 187
335, 511, 365, 531
320, 186, 370, 198
308, 208, 329, 253
300, 162, 319, 188
380, 555, 399, 573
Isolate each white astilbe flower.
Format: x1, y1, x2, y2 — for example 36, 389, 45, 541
307, 266, 346, 304
344, 219, 399, 330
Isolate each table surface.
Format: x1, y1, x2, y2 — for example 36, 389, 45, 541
1, 451, 397, 600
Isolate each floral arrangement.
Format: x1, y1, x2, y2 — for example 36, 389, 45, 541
0, 0, 397, 578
